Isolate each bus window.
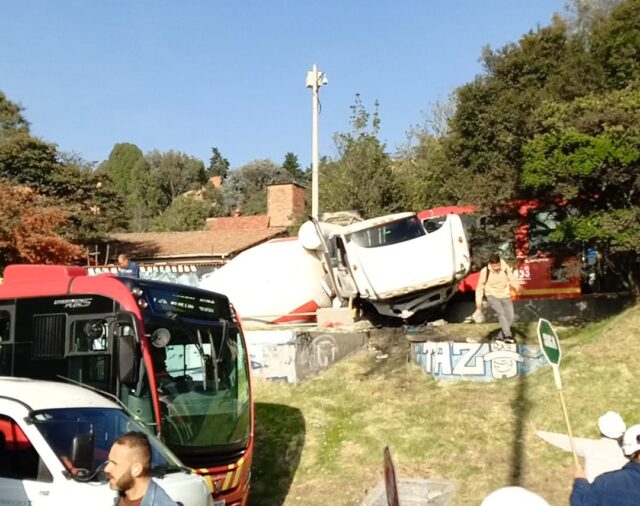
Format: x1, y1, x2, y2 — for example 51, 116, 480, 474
67, 355, 112, 392
69, 318, 109, 353
0, 309, 12, 376
0, 309, 11, 342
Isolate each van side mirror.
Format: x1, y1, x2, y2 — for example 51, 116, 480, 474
71, 432, 95, 471
117, 326, 136, 384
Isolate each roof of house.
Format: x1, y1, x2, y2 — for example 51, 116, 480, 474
110, 227, 287, 261
206, 215, 270, 230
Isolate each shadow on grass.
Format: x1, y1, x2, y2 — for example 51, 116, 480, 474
509, 364, 531, 485
249, 402, 305, 506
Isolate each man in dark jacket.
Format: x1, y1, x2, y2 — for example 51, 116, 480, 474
570, 424, 640, 505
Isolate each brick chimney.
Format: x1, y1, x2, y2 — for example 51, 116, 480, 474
267, 183, 306, 227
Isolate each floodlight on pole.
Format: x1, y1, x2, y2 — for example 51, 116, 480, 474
306, 64, 327, 219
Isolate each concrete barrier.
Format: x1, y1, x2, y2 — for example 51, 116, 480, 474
445, 292, 634, 324
411, 341, 547, 381
245, 328, 366, 383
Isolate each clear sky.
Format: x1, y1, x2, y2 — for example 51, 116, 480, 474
1, 0, 566, 170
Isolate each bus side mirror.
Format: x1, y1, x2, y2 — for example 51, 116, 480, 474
117, 328, 136, 384
71, 432, 94, 471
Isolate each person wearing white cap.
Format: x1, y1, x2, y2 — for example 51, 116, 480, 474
570, 424, 640, 505
537, 411, 627, 482
481, 486, 550, 505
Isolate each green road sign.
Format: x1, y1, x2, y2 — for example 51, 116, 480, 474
537, 318, 561, 366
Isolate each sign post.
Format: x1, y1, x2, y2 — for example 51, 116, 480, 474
383, 446, 399, 506
537, 318, 579, 468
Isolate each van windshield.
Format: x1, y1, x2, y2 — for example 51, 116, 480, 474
29, 407, 182, 481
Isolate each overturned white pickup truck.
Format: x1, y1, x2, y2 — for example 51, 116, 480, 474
200, 211, 470, 323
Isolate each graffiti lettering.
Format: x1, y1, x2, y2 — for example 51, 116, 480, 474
451, 343, 485, 375
413, 341, 546, 382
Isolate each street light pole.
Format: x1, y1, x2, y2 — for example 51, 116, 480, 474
306, 64, 327, 219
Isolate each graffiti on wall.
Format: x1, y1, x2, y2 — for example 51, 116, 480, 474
412, 340, 547, 381
244, 330, 298, 383
244, 329, 365, 384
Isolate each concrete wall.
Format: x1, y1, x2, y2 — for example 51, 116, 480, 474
411, 341, 547, 381
245, 328, 366, 383
445, 292, 634, 324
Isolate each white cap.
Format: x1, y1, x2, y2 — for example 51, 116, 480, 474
481, 486, 550, 506
598, 411, 626, 439
622, 424, 640, 456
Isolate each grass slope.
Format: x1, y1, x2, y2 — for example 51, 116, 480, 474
249, 305, 640, 505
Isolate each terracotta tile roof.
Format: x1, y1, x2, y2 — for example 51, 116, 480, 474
110, 227, 286, 261
206, 215, 270, 230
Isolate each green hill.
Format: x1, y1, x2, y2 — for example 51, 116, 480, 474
250, 305, 640, 505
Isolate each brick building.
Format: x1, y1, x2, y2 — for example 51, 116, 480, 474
89, 182, 306, 281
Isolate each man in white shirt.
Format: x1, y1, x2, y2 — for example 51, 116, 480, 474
537, 411, 628, 483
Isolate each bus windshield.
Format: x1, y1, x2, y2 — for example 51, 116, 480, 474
150, 323, 251, 449
136, 283, 251, 451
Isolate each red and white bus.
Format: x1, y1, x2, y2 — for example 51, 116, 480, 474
418, 202, 582, 300
0, 264, 253, 506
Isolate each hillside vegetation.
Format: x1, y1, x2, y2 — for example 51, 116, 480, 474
250, 305, 640, 505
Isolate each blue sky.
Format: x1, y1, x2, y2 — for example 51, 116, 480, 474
1, 0, 566, 170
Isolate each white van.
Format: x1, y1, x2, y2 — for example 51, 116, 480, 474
0, 377, 213, 506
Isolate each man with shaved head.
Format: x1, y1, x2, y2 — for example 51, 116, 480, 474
105, 431, 178, 506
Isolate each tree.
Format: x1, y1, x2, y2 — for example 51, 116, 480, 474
202, 182, 229, 217
206, 147, 230, 180
282, 152, 305, 182
144, 150, 207, 207
126, 156, 165, 232
590, 0, 640, 90
97, 143, 144, 200
222, 159, 288, 214
0, 131, 63, 192
563, 0, 623, 36
0, 91, 29, 138
394, 95, 457, 211
522, 87, 640, 292
441, 18, 603, 210
0, 92, 126, 244
0, 181, 84, 266
51, 157, 128, 241
150, 196, 212, 232
320, 95, 401, 218
394, 133, 451, 211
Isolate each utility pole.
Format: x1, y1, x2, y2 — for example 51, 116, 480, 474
305, 64, 327, 219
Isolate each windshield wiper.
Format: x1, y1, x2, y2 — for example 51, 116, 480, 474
196, 329, 219, 392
